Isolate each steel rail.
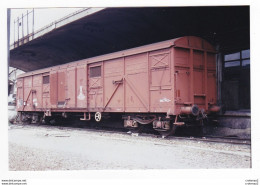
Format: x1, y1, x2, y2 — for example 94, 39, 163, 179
13, 123, 251, 146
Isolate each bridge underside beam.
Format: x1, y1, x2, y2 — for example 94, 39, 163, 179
10, 7, 249, 72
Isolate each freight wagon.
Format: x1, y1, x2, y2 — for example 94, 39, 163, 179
16, 36, 220, 136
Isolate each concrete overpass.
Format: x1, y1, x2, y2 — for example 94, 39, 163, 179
9, 6, 249, 72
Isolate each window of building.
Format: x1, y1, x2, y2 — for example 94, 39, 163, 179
224, 49, 250, 68
90, 66, 101, 78
241, 49, 250, 68
223, 49, 250, 110
224, 60, 240, 68
224, 52, 240, 61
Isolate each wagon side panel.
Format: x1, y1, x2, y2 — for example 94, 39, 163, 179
42, 73, 51, 109
22, 76, 34, 111
76, 65, 88, 108
103, 58, 124, 112
57, 69, 67, 105
173, 36, 217, 113
125, 53, 149, 112
207, 53, 217, 105
50, 71, 58, 108
193, 50, 206, 110
66, 67, 76, 108
32, 74, 43, 110
88, 63, 103, 111
174, 47, 191, 107
16, 78, 24, 111
149, 48, 174, 113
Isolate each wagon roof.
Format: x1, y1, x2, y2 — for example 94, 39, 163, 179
17, 36, 216, 78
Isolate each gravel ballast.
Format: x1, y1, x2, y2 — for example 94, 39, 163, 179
8, 124, 251, 170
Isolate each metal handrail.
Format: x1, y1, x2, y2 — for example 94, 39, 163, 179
11, 8, 91, 48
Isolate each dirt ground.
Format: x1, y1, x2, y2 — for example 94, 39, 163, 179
8, 124, 251, 170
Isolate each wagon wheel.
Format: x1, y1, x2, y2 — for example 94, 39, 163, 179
127, 125, 144, 134
94, 112, 102, 122
128, 124, 144, 133
42, 116, 53, 125
157, 125, 178, 138
37, 116, 44, 125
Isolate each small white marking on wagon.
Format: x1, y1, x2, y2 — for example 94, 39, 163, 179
159, 98, 171, 103
77, 86, 86, 100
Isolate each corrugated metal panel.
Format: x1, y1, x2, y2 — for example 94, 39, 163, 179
23, 76, 32, 111
125, 53, 149, 112
76, 65, 87, 108
174, 68, 190, 104
103, 58, 124, 111
16, 78, 23, 111
58, 70, 66, 102
42, 83, 50, 108
149, 49, 172, 112
32, 75, 42, 109
207, 72, 217, 104
207, 53, 216, 70
193, 70, 204, 95
174, 48, 190, 67
66, 67, 76, 107
50, 72, 58, 107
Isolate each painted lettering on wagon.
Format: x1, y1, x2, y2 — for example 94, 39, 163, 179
159, 98, 171, 103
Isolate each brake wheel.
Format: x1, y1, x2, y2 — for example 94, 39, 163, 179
94, 112, 102, 122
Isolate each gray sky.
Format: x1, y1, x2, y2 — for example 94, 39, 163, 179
10, 8, 82, 44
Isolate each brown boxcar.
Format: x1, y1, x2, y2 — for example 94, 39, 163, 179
16, 36, 220, 136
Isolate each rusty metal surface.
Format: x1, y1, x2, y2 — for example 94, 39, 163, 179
180, 105, 199, 116
17, 36, 217, 115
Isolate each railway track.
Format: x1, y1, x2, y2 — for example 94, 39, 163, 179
11, 121, 251, 146
166, 135, 251, 145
